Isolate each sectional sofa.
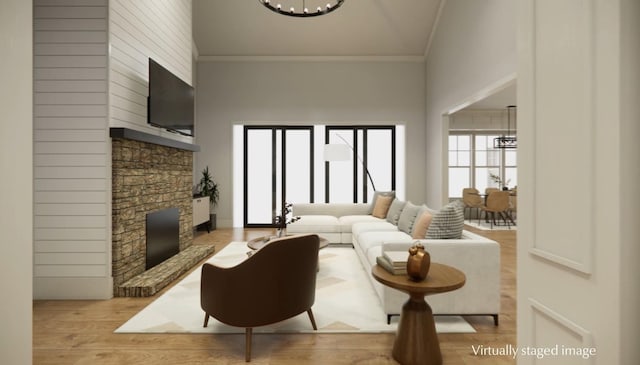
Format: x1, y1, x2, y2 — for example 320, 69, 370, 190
287, 199, 501, 324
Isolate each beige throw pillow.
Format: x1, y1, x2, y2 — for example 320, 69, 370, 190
372, 195, 393, 218
411, 210, 433, 239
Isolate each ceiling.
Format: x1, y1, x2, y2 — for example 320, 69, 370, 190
466, 83, 517, 110
191, 0, 516, 109
192, 0, 443, 58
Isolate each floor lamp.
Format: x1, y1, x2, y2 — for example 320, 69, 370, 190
323, 141, 377, 192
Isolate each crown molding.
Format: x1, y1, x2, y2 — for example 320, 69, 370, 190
196, 55, 425, 63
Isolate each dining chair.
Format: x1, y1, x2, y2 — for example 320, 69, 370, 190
508, 190, 517, 222
462, 188, 483, 219
485, 187, 500, 195
480, 191, 512, 229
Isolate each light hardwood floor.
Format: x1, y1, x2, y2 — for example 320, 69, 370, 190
33, 226, 516, 364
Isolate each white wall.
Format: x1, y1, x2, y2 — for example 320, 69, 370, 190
196, 60, 425, 227
33, 0, 112, 299
620, 1, 640, 362
517, 0, 640, 363
109, 0, 193, 144
0, 0, 32, 363
424, 0, 516, 207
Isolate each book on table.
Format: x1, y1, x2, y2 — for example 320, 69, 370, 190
383, 251, 408, 266
376, 255, 407, 275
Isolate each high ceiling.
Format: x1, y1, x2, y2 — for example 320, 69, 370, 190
191, 0, 516, 109
192, 0, 443, 58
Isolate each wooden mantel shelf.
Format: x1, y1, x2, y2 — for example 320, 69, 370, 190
110, 127, 200, 152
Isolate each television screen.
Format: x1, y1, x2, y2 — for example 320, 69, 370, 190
148, 58, 194, 136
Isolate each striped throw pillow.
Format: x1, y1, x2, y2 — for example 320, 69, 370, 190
426, 201, 465, 239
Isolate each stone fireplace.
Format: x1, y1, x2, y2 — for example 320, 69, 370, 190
111, 130, 196, 296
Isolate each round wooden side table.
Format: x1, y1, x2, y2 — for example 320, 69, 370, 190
372, 263, 466, 365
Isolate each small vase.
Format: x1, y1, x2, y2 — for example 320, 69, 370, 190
406, 243, 431, 281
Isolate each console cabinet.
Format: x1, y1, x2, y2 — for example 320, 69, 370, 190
193, 197, 210, 230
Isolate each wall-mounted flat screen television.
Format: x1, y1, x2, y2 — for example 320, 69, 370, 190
148, 58, 194, 137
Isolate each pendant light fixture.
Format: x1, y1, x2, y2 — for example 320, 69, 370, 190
259, 0, 345, 18
494, 105, 517, 149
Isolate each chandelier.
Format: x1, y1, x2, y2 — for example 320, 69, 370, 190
494, 105, 517, 149
259, 0, 345, 18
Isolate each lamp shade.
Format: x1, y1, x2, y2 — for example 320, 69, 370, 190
323, 144, 351, 161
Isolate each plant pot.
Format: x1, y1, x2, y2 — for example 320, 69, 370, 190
209, 213, 217, 231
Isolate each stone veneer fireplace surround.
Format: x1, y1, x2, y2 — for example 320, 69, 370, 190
110, 128, 200, 296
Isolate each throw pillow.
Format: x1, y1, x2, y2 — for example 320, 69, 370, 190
426, 201, 465, 239
371, 195, 393, 218
397, 202, 420, 234
411, 210, 433, 239
386, 199, 407, 225
368, 191, 396, 214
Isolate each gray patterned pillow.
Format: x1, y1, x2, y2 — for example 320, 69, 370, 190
426, 201, 465, 239
386, 199, 406, 225
397, 202, 420, 234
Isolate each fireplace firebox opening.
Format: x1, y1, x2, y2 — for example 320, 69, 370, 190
146, 207, 180, 270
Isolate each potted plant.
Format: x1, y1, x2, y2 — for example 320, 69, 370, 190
489, 172, 511, 191
274, 202, 300, 238
198, 166, 219, 230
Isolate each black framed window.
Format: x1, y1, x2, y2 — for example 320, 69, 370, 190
243, 126, 314, 227
325, 126, 396, 203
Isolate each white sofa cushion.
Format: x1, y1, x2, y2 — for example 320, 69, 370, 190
351, 221, 398, 238
338, 215, 384, 233
356, 231, 413, 262
292, 203, 370, 217
287, 215, 341, 233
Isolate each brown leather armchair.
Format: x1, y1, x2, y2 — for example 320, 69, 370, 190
200, 234, 320, 362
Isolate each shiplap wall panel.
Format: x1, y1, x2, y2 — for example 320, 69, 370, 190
110, 83, 146, 105
35, 241, 106, 253
34, 117, 106, 129
35, 253, 107, 266
110, 66, 146, 94
35, 178, 107, 191
35, 203, 106, 216
35, 67, 107, 81
34, 18, 107, 31
35, 167, 108, 179
35, 265, 107, 277
34, 154, 107, 166
34, 129, 106, 142
34, 141, 107, 154
109, 0, 192, 138
35, 228, 107, 241
34, 5, 107, 19
35, 30, 107, 44
42, 0, 106, 5
35, 43, 107, 56
35, 79, 107, 92
35, 105, 108, 117
35, 215, 106, 228
36, 92, 108, 105
33, 0, 110, 298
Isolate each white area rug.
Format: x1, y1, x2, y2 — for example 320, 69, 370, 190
465, 219, 516, 231
115, 242, 475, 334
